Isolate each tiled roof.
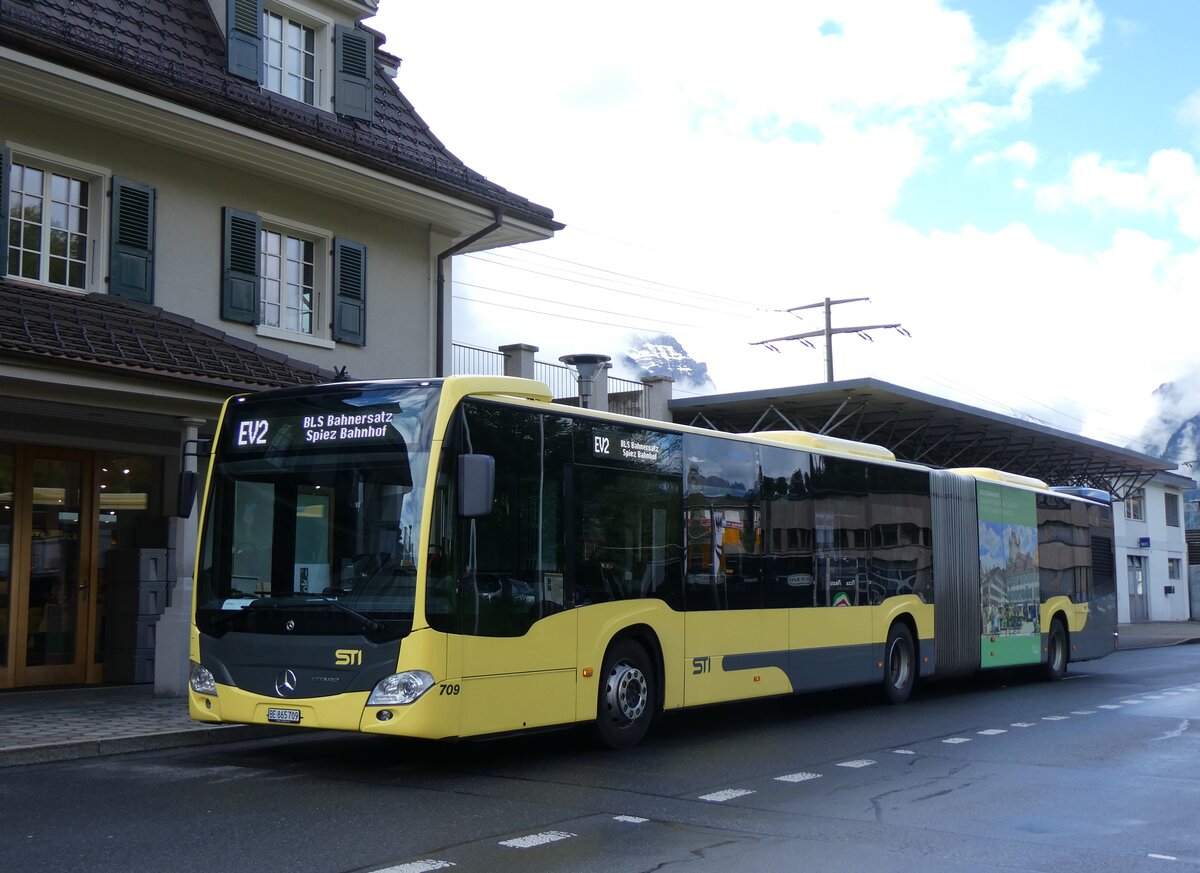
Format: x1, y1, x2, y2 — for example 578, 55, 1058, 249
0, 279, 336, 391
0, 0, 560, 229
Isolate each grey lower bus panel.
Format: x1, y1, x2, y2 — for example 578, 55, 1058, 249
930, 470, 981, 679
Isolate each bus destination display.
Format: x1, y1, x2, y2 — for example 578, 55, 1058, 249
232, 409, 397, 450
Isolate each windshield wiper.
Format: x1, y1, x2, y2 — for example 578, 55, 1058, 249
298, 590, 385, 633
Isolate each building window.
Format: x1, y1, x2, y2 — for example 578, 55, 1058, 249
7, 160, 92, 290
1168, 558, 1182, 580
1124, 488, 1145, 521
260, 227, 317, 336
263, 10, 317, 105
1165, 493, 1180, 527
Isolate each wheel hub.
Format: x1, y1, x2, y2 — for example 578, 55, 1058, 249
606, 662, 647, 724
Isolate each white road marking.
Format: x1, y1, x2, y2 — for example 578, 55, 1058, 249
977, 729, 1007, 735
1042, 716, 1069, 721
892, 749, 916, 755
1121, 699, 1146, 705
1148, 854, 1178, 861
499, 831, 576, 848
1010, 722, 1036, 728
1096, 704, 1122, 710
375, 862, 455, 873
1144, 694, 1166, 700
699, 788, 755, 802
837, 759, 876, 768
1071, 710, 1096, 715
942, 738, 971, 744
613, 815, 649, 823
775, 771, 823, 782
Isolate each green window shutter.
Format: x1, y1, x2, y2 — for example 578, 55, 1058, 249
222, 207, 261, 324
227, 0, 263, 82
334, 25, 374, 121
0, 145, 9, 277
108, 177, 156, 303
332, 237, 366, 345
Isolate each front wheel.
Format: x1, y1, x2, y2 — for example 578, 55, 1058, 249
1042, 618, 1068, 681
594, 639, 656, 749
883, 622, 916, 705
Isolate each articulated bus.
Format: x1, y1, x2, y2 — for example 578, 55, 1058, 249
188, 376, 1116, 748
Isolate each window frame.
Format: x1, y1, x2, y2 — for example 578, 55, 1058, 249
1124, 487, 1145, 522
261, 0, 330, 111
255, 212, 334, 349
4, 146, 108, 294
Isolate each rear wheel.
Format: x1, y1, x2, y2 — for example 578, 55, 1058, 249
594, 639, 656, 749
883, 622, 916, 705
1042, 618, 1068, 681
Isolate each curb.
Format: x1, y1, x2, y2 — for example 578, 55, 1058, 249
1116, 635, 1200, 651
0, 723, 288, 769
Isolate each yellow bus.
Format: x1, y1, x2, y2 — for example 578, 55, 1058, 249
188, 375, 1116, 748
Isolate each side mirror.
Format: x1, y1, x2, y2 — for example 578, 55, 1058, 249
177, 470, 199, 518
457, 454, 495, 518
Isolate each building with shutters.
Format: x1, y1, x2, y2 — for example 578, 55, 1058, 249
0, 0, 560, 692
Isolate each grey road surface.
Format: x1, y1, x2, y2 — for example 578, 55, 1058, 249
3, 644, 1200, 873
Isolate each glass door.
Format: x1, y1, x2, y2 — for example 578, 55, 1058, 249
11, 447, 97, 686
0, 447, 13, 682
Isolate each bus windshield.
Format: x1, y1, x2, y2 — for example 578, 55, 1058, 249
195, 382, 440, 640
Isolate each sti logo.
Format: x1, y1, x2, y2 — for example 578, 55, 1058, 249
237, 419, 269, 446
335, 649, 363, 666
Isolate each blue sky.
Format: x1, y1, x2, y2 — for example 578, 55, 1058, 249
370, 1, 1200, 462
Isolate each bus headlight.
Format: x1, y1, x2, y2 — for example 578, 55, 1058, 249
368, 671, 434, 706
190, 661, 218, 695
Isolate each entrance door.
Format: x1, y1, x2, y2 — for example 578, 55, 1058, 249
1127, 556, 1148, 623
10, 447, 97, 687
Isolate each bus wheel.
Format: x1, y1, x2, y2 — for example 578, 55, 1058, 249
883, 622, 915, 705
595, 639, 655, 749
1042, 618, 1068, 681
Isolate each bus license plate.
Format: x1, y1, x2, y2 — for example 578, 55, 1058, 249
266, 707, 301, 724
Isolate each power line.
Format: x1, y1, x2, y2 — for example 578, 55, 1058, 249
463, 250, 765, 320
470, 246, 776, 310
453, 279, 712, 330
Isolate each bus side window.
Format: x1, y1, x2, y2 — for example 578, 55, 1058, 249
573, 466, 682, 608
683, 433, 760, 611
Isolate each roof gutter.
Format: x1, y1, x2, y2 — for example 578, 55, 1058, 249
435, 209, 503, 377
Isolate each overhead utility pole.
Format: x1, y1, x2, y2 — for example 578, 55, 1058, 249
750, 297, 910, 383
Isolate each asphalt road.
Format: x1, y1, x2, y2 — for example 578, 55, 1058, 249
5, 644, 1200, 873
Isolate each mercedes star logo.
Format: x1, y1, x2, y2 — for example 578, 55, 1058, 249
274, 669, 298, 697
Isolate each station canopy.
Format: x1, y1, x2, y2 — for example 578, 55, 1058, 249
670, 378, 1173, 500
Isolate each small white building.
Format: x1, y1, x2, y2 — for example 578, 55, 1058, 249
1114, 471, 1192, 623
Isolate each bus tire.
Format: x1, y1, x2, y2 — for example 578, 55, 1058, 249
1042, 617, 1068, 681
594, 638, 655, 749
883, 622, 916, 705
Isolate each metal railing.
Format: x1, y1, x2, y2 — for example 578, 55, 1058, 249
451, 343, 506, 377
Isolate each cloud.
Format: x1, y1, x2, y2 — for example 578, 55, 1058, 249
1037, 149, 1200, 237
951, 0, 1104, 137
993, 0, 1103, 115
369, 1, 1187, 448
973, 140, 1039, 168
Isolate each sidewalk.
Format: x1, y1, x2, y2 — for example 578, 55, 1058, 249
2, 622, 1199, 768
0, 684, 286, 768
